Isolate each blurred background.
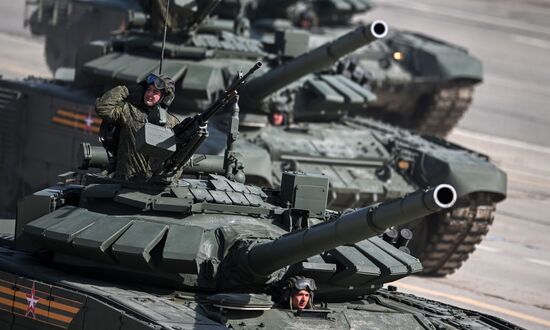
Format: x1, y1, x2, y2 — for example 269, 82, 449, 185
0, 0, 549, 328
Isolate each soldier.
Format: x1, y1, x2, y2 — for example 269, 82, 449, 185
270, 109, 287, 126
95, 74, 179, 181
280, 276, 317, 310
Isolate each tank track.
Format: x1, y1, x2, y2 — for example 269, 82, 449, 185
411, 85, 474, 137
419, 200, 495, 276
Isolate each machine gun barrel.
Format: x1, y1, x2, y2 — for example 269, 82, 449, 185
241, 20, 388, 103
162, 62, 262, 175
174, 61, 262, 136
246, 184, 457, 276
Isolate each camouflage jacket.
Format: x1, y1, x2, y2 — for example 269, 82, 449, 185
95, 85, 179, 181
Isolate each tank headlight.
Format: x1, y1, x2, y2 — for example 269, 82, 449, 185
393, 51, 404, 61
397, 159, 411, 171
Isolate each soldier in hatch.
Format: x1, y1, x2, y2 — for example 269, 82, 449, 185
95, 74, 179, 181
279, 276, 317, 311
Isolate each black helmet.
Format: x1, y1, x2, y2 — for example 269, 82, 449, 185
143, 73, 176, 107
281, 276, 316, 310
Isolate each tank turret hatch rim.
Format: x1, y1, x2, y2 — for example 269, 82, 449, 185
208, 293, 274, 311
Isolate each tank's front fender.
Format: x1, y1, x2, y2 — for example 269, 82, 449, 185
395, 32, 484, 83
416, 154, 507, 202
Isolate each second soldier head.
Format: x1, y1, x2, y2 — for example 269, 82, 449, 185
280, 276, 317, 310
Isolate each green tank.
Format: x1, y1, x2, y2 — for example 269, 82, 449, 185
1, 2, 506, 276
242, 0, 483, 136
0, 93, 522, 329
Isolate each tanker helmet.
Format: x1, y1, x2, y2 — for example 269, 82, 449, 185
288, 276, 317, 292
281, 276, 316, 310
144, 73, 176, 107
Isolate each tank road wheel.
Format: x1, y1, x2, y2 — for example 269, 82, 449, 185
410, 85, 475, 137
409, 194, 495, 276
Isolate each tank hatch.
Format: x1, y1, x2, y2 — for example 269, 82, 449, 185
207, 293, 274, 310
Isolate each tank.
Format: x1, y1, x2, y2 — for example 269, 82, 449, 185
0, 2, 506, 276
0, 96, 522, 329
25, 0, 482, 137
241, 0, 483, 137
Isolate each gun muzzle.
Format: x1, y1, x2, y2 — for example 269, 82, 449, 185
246, 184, 457, 276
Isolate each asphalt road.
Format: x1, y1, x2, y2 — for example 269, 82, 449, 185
0, 1, 50, 78
0, 1, 30, 38
368, 1, 550, 329
1, 1, 550, 329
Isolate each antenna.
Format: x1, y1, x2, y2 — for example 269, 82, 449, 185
159, 0, 171, 74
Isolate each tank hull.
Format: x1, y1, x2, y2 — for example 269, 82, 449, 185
0, 239, 521, 330
0, 232, 523, 329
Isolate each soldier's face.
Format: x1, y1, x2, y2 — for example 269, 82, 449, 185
291, 290, 310, 310
144, 85, 163, 107
271, 112, 285, 126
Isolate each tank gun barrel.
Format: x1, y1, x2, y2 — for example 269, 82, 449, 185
246, 184, 457, 277
241, 20, 388, 104
169, 61, 261, 160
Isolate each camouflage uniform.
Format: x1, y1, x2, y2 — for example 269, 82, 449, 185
95, 85, 179, 181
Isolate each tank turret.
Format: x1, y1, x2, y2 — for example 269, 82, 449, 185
71, 14, 387, 116
240, 20, 387, 104
14, 170, 456, 297
231, 0, 483, 135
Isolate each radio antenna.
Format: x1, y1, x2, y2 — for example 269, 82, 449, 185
159, 0, 171, 74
